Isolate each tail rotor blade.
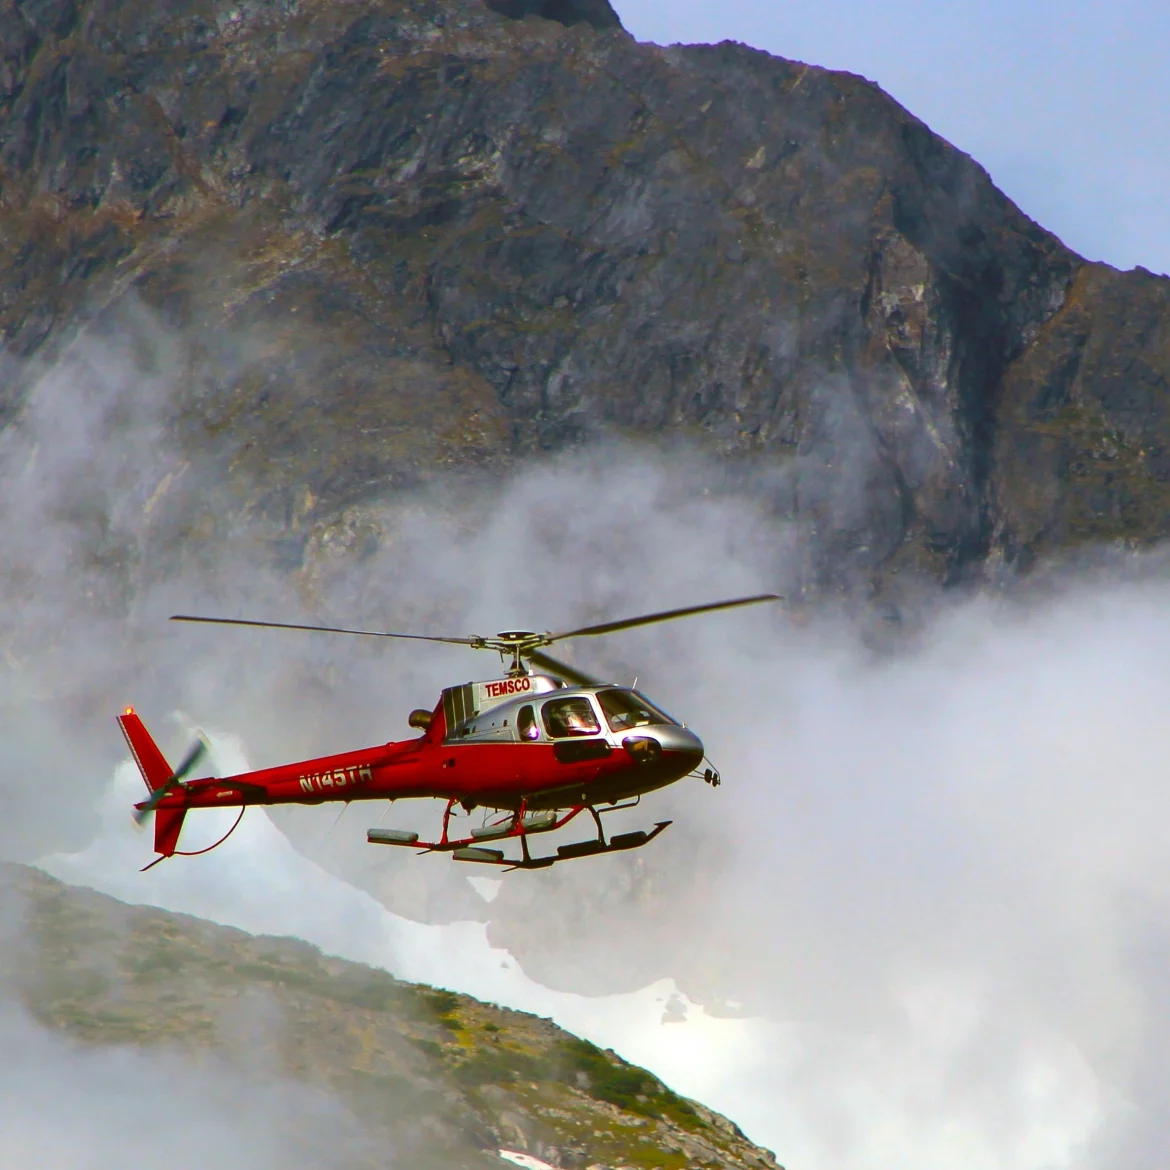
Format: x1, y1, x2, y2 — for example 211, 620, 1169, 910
133, 799, 159, 827
171, 737, 209, 784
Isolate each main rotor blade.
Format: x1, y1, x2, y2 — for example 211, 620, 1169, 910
171, 615, 480, 646
546, 593, 781, 643
525, 650, 604, 689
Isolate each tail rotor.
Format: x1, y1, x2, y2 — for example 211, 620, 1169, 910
132, 736, 209, 826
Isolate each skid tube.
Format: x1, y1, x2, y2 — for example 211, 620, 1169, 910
366, 800, 672, 870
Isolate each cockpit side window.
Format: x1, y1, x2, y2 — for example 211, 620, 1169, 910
541, 696, 600, 738
517, 704, 540, 741
597, 688, 672, 733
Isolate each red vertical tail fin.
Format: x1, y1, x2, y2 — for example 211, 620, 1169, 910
117, 708, 173, 792
117, 708, 188, 859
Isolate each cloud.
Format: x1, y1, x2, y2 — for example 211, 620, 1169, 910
6, 309, 1170, 1170
0, 1004, 373, 1170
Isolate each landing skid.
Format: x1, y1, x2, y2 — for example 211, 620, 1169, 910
454, 820, 672, 870
367, 800, 672, 870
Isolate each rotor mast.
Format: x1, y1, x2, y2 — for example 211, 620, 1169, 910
493, 632, 535, 678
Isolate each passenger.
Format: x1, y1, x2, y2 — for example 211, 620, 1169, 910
518, 705, 540, 741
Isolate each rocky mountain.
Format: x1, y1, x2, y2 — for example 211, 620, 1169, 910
0, 861, 779, 1170
2, 0, 1167, 599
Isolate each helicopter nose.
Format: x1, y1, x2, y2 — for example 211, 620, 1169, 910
658, 725, 703, 759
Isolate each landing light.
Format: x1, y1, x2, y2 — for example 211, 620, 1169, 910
623, 735, 662, 764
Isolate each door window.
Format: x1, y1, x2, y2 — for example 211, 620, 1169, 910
517, 704, 540, 741
541, 696, 600, 738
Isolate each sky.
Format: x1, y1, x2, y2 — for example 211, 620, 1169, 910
614, 0, 1170, 276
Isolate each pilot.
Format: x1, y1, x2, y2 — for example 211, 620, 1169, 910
549, 699, 597, 737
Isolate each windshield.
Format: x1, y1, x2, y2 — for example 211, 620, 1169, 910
597, 688, 673, 733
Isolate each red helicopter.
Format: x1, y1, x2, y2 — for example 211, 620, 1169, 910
122, 594, 778, 871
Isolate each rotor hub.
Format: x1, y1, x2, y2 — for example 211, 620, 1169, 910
487, 632, 547, 678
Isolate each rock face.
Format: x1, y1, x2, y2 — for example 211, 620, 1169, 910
1, 0, 1168, 591
0, 862, 779, 1170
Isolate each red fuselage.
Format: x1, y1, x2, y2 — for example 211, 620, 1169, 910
153, 691, 704, 818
